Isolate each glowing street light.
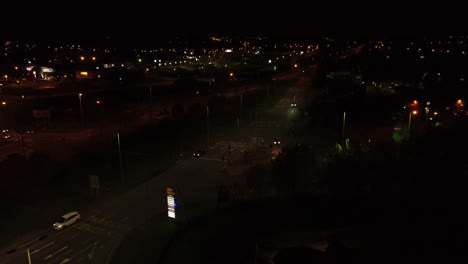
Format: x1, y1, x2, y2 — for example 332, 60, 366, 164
78, 93, 84, 126
407, 110, 418, 140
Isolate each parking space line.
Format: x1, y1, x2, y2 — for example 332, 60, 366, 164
30, 242, 55, 255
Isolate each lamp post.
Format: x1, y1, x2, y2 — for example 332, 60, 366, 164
78, 93, 84, 126
342, 111, 346, 139
407, 110, 417, 140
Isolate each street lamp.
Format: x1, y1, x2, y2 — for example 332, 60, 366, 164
342, 111, 346, 139
407, 110, 417, 140
78, 93, 84, 126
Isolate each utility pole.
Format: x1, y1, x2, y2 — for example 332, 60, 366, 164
78, 93, 84, 126
342, 111, 346, 139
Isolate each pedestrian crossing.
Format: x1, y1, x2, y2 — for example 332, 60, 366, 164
209, 141, 252, 154
248, 120, 285, 128
77, 215, 130, 235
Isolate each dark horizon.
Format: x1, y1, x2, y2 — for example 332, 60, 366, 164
2, 1, 467, 43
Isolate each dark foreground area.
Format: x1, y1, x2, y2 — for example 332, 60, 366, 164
113, 194, 468, 264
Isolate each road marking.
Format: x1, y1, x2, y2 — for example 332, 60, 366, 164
88, 242, 98, 260
64, 241, 99, 262
32, 241, 60, 257
44, 246, 68, 260
26, 237, 50, 251
30, 241, 55, 255
96, 217, 108, 224
80, 238, 96, 247
49, 249, 73, 264
69, 233, 81, 240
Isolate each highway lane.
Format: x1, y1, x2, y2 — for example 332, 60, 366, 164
249, 69, 314, 157
0, 214, 130, 264
0, 69, 315, 264
0, 155, 226, 264
0, 146, 242, 264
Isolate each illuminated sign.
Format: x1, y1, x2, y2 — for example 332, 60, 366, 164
167, 187, 176, 219
25, 66, 55, 73
42, 67, 54, 73
80, 72, 88, 76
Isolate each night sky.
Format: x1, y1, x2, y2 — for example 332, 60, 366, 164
1, 1, 466, 41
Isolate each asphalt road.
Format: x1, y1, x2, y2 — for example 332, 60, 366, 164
0, 67, 316, 264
